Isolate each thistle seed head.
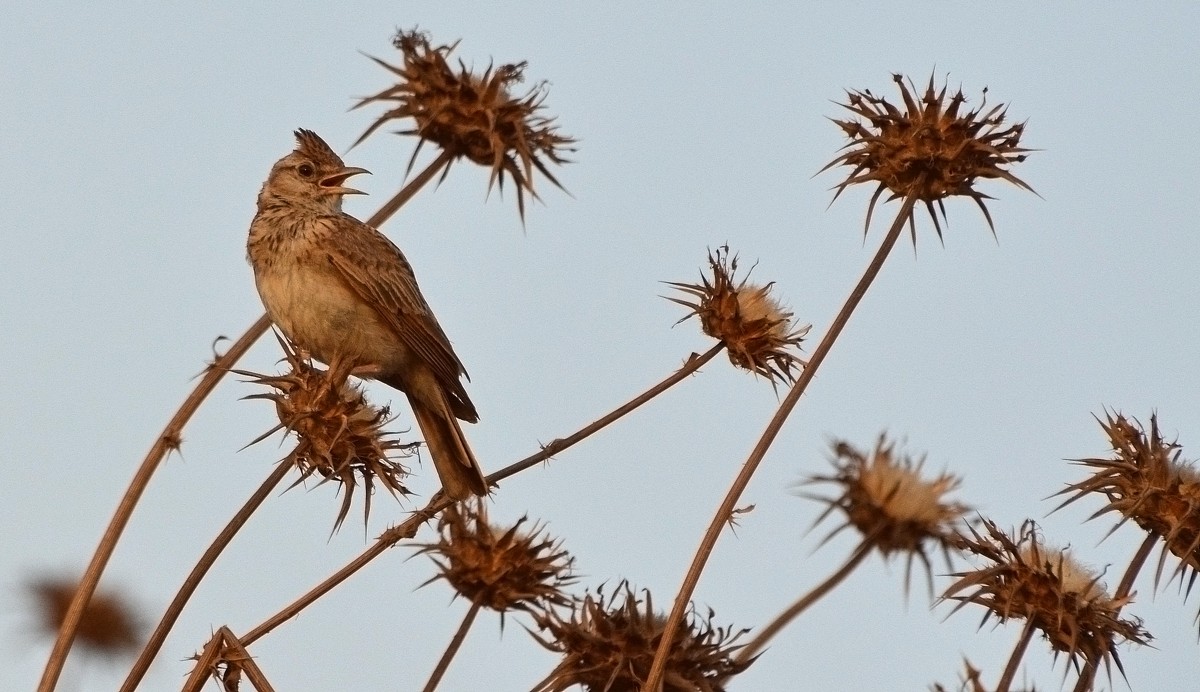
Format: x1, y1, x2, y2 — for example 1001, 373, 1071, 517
355, 28, 575, 219
944, 519, 1150, 679
238, 336, 417, 531
822, 73, 1034, 242
1056, 412, 1200, 590
529, 581, 753, 692
416, 500, 574, 620
27, 576, 142, 660
802, 435, 969, 594
666, 246, 810, 385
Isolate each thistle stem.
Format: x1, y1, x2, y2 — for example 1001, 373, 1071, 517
37, 313, 271, 692
734, 536, 876, 667
39, 141, 450, 692
120, 461, 291, 692
1115, 532, 1158, 601
240, 346, 724, 645
644, 195, 918, 690
421, 602, 482, 692
996, 617, 1036, 692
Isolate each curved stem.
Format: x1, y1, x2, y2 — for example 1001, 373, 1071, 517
37, 313, 271, 692
996, 617, 1036, 692
644, 195, 917, 690
490, 344, 724, 483
421, 602, 482, 692
39, 144, 450, 692
241, 347, 722, 644
1115, 532, 1158, 601
734, 537, 876, 666
365, 150, 454, 228
120, 461, 291, 692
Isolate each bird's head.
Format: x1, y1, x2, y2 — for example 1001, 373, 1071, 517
259, 129, 371, 211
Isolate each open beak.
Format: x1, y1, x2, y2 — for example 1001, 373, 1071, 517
318, 166, 371, 196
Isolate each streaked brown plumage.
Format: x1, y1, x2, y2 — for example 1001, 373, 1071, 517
247, 129, 487, 499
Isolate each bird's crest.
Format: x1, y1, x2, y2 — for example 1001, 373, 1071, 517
293, 129, 344, 167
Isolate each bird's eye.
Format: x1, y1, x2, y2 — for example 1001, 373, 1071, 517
297, 163, 315, 178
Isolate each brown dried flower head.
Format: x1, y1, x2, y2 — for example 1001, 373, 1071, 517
666, 246, 810, 384
822, 73, 1034, 242
239, 336, 416, 531
530, 581, 753, 692
944, 519, 1150, 679
416, 499, 574, 619
802, 436, 969, 592
1057, 412, 1200, 589
28, 576, 142, 659
355, 28, 574, 218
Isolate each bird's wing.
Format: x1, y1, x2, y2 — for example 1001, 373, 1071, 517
322, 215, 477, 418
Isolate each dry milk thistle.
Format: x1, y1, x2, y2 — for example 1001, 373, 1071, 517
1056, 412, 1200, 595
27, 576, 142, 661
804, 436, 969, 592
666, 246, 810, 384
239, 336, 416, 531
529, 581, 752, 692
944, 519, 1149, 688
417, 499, 575, 618
822, 73, 1034, 242
354, 27, 574, 218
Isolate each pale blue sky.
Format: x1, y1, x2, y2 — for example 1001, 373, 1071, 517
3, 3, 1199, 690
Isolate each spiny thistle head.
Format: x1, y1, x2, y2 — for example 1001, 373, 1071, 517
530, 581, 753, 692
416, 499, 574, 620
801, 435, 969, 594
238, 336, 417, 531
822, 73, 1034, 242
354, 27, 574, 219
1056, 412, 1200, 591
944, 519, 1150, 679
666, 246, 810, 384
27, 576, 142, 660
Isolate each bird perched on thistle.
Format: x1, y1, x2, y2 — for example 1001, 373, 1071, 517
247, 129, 487, 500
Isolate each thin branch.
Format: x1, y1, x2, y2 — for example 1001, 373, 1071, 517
734, 536, 876, 666
997, 617, 1036, 692
241, 346, 723, 645
1115, 532, 1158, 601
365, 149, 454, 228
644, 194, 918, 690
421, 602, 482, 692
37, 313, 271, 692
121, 461, 291, 692
180, 629, 226, 692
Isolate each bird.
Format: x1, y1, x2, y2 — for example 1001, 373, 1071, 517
247, 129, 487, 499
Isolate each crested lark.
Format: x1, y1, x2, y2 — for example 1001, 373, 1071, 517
247, 129, 487, 499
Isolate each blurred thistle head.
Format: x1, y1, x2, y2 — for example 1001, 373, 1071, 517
354, 28, 575, 219
944, 519, 1149, 679
801, 435, 969, 594
416, 499, 574, 621
666, 246, 810, 385
1056, 411, 1200, 589
529, 581, 753, 692
822, 73, 1034, 242
27, 575, 142, 660
238, 334, 417, 531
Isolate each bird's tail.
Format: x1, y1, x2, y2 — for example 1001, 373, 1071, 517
408, 395, 488, 500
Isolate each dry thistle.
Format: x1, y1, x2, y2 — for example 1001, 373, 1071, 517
416, 499, 575, 619
354, 27, 574, 218
802, 435, 969, 593
530, 582, 752, 692
1056, 412, 1200, 590
666, 246, 810, 384
822, 73, 1034, 242
27, 576, 142, 660
944, 519, 1149, 681
238, 336, 417, 531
